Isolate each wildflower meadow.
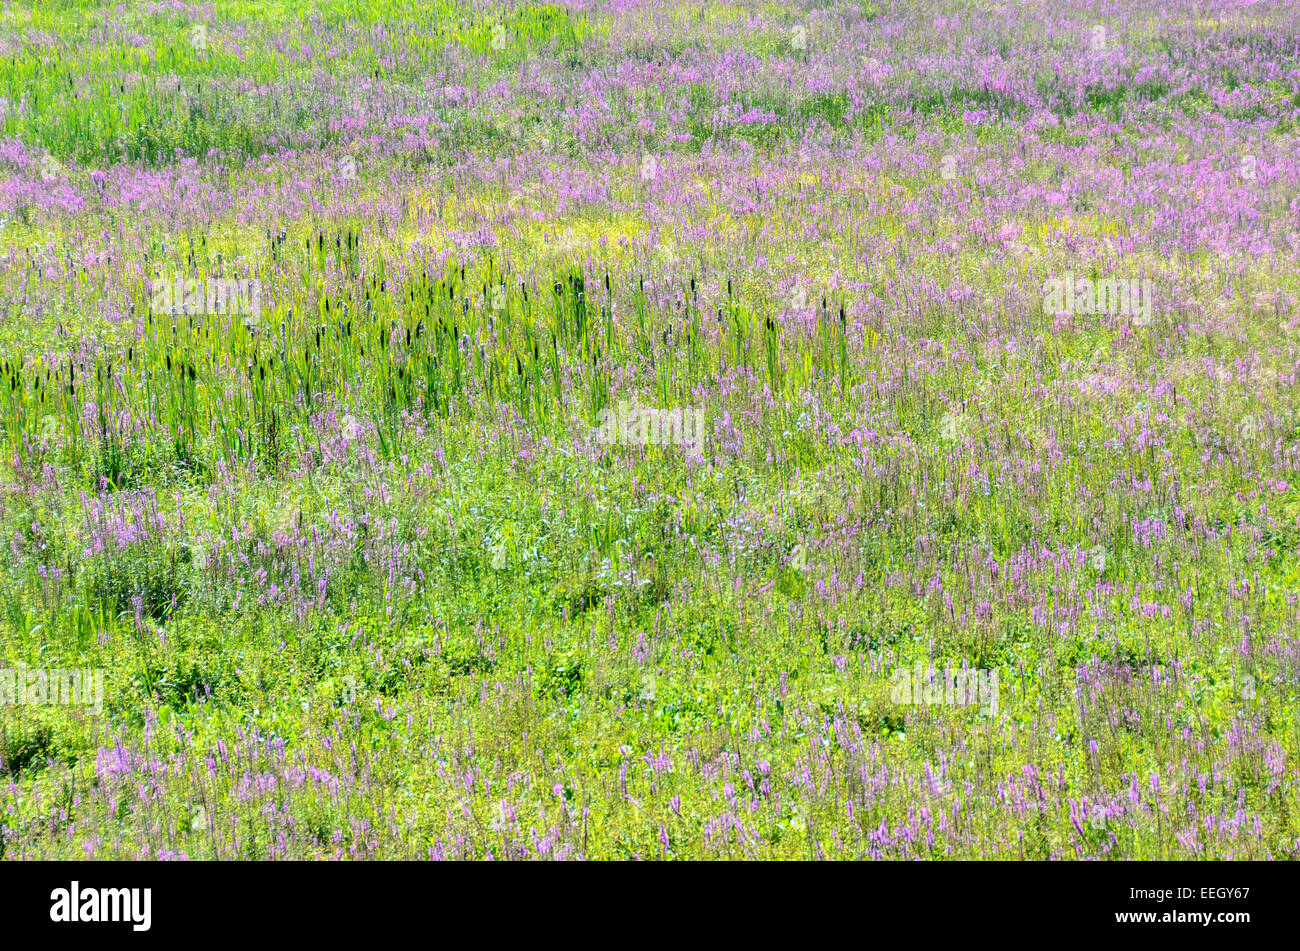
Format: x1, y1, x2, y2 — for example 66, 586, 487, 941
0, 0, 1298, 869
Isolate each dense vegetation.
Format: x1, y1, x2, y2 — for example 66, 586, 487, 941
1, 0, 1298, 859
